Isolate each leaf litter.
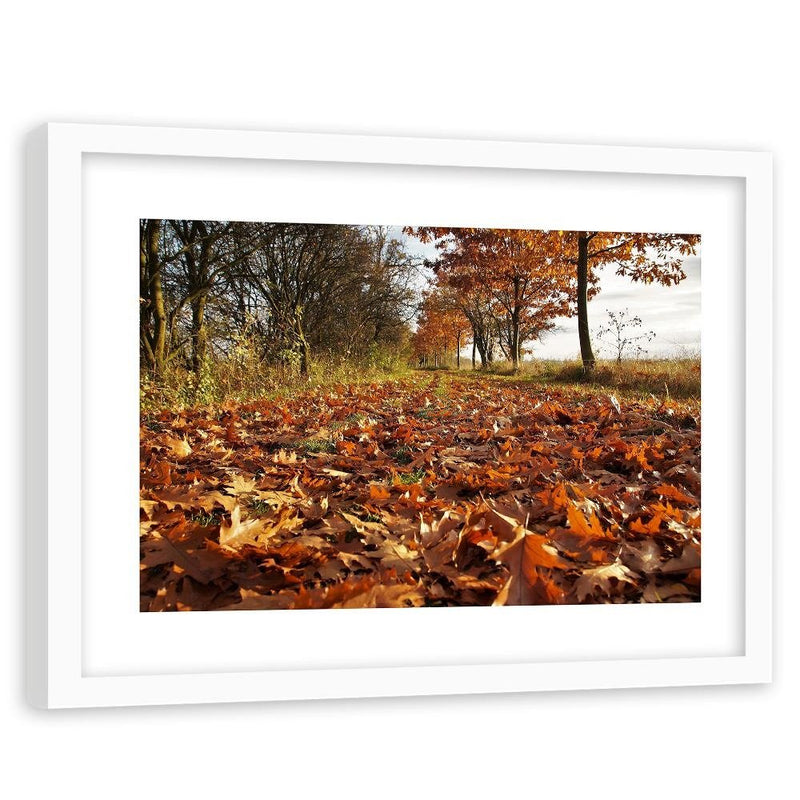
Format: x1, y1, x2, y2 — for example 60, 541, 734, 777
140, 374, 700, 611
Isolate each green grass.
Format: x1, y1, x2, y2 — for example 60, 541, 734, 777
393, 445, 413, 465
302, 438, 337, 454
190, 512, 221, 527
142, 352, 700, 421
248, 499, 273, 516
397, 467, 426, 484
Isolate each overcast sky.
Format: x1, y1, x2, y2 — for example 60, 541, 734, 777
398, 228, 701, 361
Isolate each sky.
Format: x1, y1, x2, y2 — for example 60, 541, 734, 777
397, 228, 701, 361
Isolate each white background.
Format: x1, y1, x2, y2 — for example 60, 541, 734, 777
3, 2, 794, 798
82, 158, 741, 677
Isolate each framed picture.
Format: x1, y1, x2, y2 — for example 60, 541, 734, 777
26, 123, 772, 708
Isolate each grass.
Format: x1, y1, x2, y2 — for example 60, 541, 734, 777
538, 358, 700, 400
302, 438, 337, 454
393, 446, 413, 465
449, 357, 701, 400
190, 512, 221, 527
140, 354, 412, 416
397, 467, 426, 485
142, 351, 700, 421
249, 499, 274, 516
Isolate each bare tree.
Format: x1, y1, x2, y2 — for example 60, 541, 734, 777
594, 308, 655, 362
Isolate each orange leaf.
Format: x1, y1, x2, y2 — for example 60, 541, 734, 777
369, 483, 392, 500
629, 515, 663, 535
653, 483, 694, 504
492, 530, 567, 605
566, 503, 615, 542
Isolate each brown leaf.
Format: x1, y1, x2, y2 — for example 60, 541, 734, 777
573, 562, 636, 603
492, 529, 567, 605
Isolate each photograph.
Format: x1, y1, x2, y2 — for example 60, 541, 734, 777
140, 220, 702, 611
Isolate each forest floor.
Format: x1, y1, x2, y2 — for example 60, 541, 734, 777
140, 370, 701, 610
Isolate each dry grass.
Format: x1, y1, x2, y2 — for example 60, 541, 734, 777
140, 355, 411, 416
540, 358, 700, 400
141, 352, 701, 418
451, 357, 701, 400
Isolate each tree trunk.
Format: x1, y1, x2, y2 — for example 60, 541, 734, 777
510, 278, 522, 373
577, 232, 596, 373
141, 220, 167, 377
456, 332, 461, 370
471, 339, 476, 370
510, 315, 520, 373
294, 306, 311, 377
475, 336, 488, 368
191, 293, 207, 374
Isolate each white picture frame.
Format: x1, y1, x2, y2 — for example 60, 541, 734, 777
26, 123, 772, 709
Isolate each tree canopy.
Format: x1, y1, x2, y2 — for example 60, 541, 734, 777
140, 221, 419, 380
404, 226, 699, 371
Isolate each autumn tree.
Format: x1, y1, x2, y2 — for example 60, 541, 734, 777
406, 227, 574, 372
413, 287, 471, 368
561, 231, 700, 372
454, 280, 498, 368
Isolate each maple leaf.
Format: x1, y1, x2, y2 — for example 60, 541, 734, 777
652, 483, 694, 504
660, 542, 701, 573
291, 577, 423, 609
369, 483, 392, 501
373, 539, 420, 575
641, 581, 693, 603
196, 490, 238, 514
628, 514, 663, 535
621, 539, 662, 573
229, 590, 296, 611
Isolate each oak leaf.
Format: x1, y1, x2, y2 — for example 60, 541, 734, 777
573, 562, 636, 603
492, 529, 567, 606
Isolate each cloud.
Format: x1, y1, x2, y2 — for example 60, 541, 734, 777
535, 260, 701, 360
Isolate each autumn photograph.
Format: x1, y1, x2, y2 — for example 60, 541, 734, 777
139, 221, 701, 611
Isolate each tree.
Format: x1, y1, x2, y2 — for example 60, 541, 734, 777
412, 287, 471, 368
454, 280, 498, 369
164, 220, 265, 374
561, 231, 700, 372
406, 227, 574, 372
140, 221, 420, 384
139, 219, 168, 377
595, 308, 655, 362
318, 226, 419, 362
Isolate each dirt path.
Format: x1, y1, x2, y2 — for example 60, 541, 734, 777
140, 372, 701, 610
